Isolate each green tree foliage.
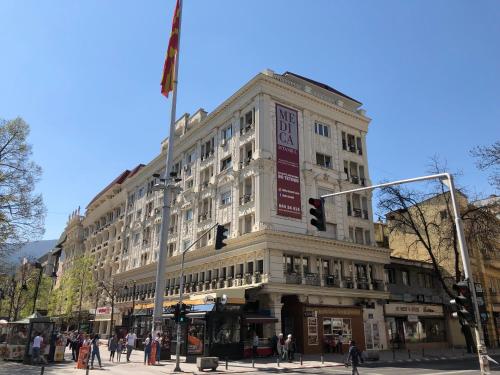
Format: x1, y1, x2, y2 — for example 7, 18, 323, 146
0, 118, 46, 272
48, 255, 95, 319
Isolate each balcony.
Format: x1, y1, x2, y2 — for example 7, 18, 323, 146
240, 124, 254, 136
198, 212, 211, 223
285, 273, 301, 284
353, 208, 362, 218
351, 175, 359, 184
239, 194, 254, 205
305, 273, 320, 286
239, 158, 253, 169
324, 275, 340, 287
200, 151, 214, 162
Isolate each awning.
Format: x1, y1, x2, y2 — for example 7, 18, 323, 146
243, 314, 278, 324
189, 304, 215, 313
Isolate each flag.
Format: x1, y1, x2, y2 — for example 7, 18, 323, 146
161, 0, 181, 97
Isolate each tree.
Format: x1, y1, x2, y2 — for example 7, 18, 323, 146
0, 118, 46, 271
48, 255, 95, 325
471, 141, 500, 191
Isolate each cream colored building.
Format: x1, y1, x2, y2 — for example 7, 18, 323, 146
59, 70, 391, 354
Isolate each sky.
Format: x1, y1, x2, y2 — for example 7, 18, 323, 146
0, 0, 499, 241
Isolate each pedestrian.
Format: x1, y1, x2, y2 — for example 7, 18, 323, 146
270, 333, 278, 357
278, 333, 286, 360
143, 334, 152, 365
155, 332, 162, 364
116, 337, 123, 362
126, 330, 137, 362
285, 334, 293, 362
108, 334, 118, 362
90, 333, 102, 369
337, 333, 344, 355
346, 340, 363, 375
32, 332, 43, 364
252, 332, 259, 358
74, 332, 83, 362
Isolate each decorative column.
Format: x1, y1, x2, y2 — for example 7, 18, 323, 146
367, 264, 373, 290
300, 255, 305, 284
267, 293, 283, 337
352, 261, 358, 289
338, 260, 344, 288
319, 257, 325, 287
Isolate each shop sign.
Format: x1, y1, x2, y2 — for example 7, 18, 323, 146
275, 103, 301, 219
96, 307, 111, 315
384, 303, 443, 317
314, 307, 361, 316
304, 311, 317, 318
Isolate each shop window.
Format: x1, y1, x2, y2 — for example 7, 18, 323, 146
211, 314, 240, 344
322, 317, 352, 343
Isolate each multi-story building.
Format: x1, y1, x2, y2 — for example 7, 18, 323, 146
58, 70, 391, 357
380, 192, 500, 348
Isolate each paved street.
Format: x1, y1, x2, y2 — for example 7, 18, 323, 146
1, 348, 500, 375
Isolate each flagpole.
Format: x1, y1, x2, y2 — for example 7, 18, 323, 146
152, 0, 183, 347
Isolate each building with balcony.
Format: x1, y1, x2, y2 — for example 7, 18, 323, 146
58, 69, 391, 356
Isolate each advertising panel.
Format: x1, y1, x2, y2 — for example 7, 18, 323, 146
275, 103, 301, 219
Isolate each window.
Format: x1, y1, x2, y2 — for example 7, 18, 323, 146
133, 232, 140, 246
183, 240, 191, 251
402, 270, 410, 286
257, 260, 264, 273
220, 191, 231, 205
221, 156, 232, 171
386, 268, 396, 284
185, 209, 193, 221
247, 262, 254, 274
440, 210, 448, 220
356, 137, 363, 155
341, 131, 347, 150
364, 230, 371, 245
316, 153, 332, 168
314, 122, 330, 137
222, 126, 232, 141
323, 260, 330, 276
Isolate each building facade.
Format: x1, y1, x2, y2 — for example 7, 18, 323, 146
58, 70, 391, 356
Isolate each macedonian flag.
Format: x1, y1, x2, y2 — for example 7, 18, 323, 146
161, 0, 181, 97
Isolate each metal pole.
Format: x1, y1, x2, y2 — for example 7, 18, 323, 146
174, 223, 218, 372
320, 172, 491, 374
130, 281, 136, 332
32, 265, 44, 314
110, 281, 115, 337
152, 0, 184, 339
446, 174, 490, 374
77, 273, 85, 332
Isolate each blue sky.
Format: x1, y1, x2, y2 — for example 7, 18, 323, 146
0, 0, 498, 240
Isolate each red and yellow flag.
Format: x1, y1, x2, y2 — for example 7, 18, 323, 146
161, 0, 181, 97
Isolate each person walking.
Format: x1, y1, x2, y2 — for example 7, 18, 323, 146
143, 334, 152, 365
90, 334, 102, 369
155, 332, 162, 364
346, 340, 363, 375
116, 337, 123, 362
125, 330, 137, 362
278, 333, 285, 360
32, 332, 43, 364
108, 334, 118, 362
285, 334, 292, 362
74, 332, 83, 362
270, 333, 278, 357
252, 332, 259, 358
337, 333, 344, 355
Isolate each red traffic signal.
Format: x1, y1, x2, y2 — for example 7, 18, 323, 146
309, 198, 326, 231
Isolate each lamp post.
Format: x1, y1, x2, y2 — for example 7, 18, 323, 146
319, 172, 490, 375
31, 262, 44, 314
124, 280, 136, 332
76, 271, 85, 332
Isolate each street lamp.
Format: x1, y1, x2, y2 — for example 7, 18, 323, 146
319, 172, 491, 375
124, 280, 137, 332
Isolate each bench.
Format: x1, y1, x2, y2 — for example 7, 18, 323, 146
196, 356, 219, 371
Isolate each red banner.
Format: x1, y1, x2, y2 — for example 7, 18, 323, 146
276, 103, 301, 219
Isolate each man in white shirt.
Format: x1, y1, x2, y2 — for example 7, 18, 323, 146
125, 331, 137, 362
32, 333, 43, 364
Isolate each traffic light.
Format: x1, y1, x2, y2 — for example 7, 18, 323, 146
450, 280, 476, 326
215, 225, 228, 250
309, 198, 326, 231
173, 303, 180, 323
179, 303, 188, 323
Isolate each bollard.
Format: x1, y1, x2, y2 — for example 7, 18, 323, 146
422, 348, 425, 357
300, 353, 303, 366
321, 353, 324, 364
392, 348, 396, 360
85, 364, 90, 375
408, 349, 411, 359
40, 366, 45, 375
252, 358, 255, 368
226, 356, 228, 370
277, 356, 280, 367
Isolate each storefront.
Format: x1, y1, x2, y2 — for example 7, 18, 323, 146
93, 306, 122, 338
384, 303, 446, 349
282, 297, 365, 355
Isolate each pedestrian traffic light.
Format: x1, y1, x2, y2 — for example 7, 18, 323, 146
309, 197, 326, 231
450, 280, 476, 326
215, 224, 228, 250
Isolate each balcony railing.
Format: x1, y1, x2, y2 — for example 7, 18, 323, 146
240, 125, 254, 136
351, 175, 359, 184
305, 273, 320, 286
239, 194, 254, 205
285, 273, 301, 284
353, 208, 362, 218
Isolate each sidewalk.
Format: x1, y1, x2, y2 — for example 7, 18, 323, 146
1, 346, 498, 374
